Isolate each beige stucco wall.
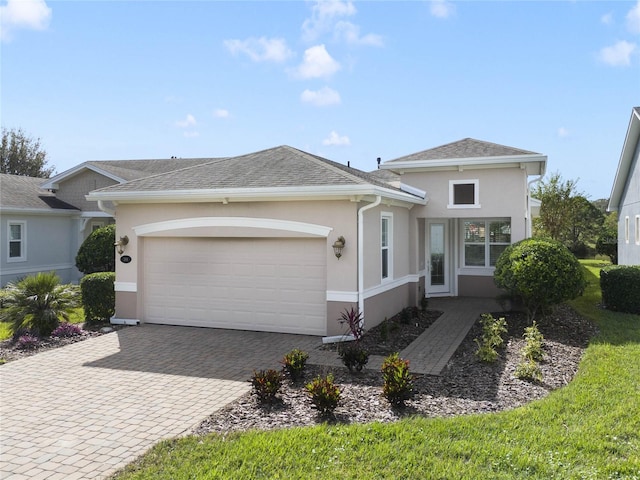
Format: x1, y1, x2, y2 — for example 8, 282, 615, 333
363, 282, 413, 330
56, 170, 119, 211
113, 200, 360, 323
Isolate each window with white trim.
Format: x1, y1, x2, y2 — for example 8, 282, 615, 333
381, 214, 393, 280
7, 221, 26, 262
463, 219, 511, 267
625, 216, 630, 244
449, 179, 480, 208
91, 221, 105, 232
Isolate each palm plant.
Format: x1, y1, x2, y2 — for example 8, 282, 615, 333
0, 272, 79, 337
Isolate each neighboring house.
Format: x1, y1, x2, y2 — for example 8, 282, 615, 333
86, 140, 546, 336
0, 174, 79, 286
608, 107, 640, 266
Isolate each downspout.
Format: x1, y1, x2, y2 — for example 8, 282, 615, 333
358, 195, 382, 324
526, 175, 543, 237
97, 200, 116, 217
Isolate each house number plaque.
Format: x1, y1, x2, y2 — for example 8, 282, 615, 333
120, 255, 132, 264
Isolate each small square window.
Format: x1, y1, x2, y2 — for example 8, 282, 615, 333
449, 180, 480, 208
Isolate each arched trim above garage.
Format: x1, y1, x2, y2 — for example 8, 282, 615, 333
133, 216, 333, 238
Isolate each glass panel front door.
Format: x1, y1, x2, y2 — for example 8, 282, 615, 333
428, 222, 449, 294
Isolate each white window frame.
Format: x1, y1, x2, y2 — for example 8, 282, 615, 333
91, 221, 105, 232
381, 213, 393, 282
625, 216, 630, 244
462, 218, 511, 269
448, 179, 481, 209
7, 221, 26, 263
635, 215, 640, 245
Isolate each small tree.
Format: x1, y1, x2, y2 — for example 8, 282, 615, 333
75, 224, 116, 274
0, 127, 54, 178
0, 272, 79, 337
596, 212, 618, 264
494, 238, 586, 321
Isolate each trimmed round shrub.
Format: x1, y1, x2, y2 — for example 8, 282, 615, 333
80, 272, 115, 324
494, 238, 586, 320
75, 224, 116, 274
600, 265, 640, 314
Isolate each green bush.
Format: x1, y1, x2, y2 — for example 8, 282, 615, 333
522, 321, 544, 362
494, 238, 586, 320
75, 224, 116, 274
514, 358, 542, 382
339, 343, 369, 372
474, 314, 507, 363
381, 353, 414, 406
305, 374, 340, 416
281, 348, 309, 382
251, 369, 284, 404
80, 272, 115, 324
600, 265, 640, 314
0, 272, 79, 337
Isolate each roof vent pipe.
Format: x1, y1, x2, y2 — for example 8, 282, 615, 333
377, 157, 381, 169
348, 161, 350, 168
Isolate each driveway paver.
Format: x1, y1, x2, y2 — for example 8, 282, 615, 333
0, 325, 321, 480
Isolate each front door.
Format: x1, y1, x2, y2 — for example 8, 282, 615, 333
427, 221, 449, 295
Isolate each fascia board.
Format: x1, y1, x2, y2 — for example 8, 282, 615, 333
0, 207, 81, 216
41, 163, 126, 190
608, 110, 640, 211
87, 184, 426, 206
381, 154, 547, 174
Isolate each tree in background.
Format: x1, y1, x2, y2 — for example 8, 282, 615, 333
532, 172, 604, 257
0, 127, 55, 178
596, 211, 618, 264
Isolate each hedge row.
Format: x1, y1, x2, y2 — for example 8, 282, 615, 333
80, 272, 115, 323
600, 265, 640, 314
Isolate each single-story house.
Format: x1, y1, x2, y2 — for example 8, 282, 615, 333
1, 174, 80, 286
608, 107, 640, 266
87, 139, 546, 336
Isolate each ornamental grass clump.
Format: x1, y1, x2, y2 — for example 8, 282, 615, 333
281, 348, 309, 382
381, 352, 414, 407
474, 313, 507, 363
305, 374, 340, 416
250, 369, 283, 404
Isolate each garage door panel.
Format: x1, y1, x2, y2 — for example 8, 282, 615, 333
143, 237, 326, 335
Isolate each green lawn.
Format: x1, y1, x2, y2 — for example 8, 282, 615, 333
113, 262, 637, 478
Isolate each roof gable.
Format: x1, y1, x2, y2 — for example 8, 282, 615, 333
0, 174, 79, 211
609, 107, 640, 211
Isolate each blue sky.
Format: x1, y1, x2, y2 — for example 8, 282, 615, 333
1, 0, 639, 200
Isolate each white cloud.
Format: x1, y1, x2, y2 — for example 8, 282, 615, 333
334, 21, 383, 47
175, 114, 197, 128
323, 130, 350, 146
302, 0, 356, 42
0, 0, 52, 42
627, 0, 640, 34
430, 0, 455, 19
292, 44, 340, 79
598, 40, 637, 66
213, 109, 229, 118
224, 37, 293, 63
301, 87, 341, 106
601, 12, 614, 26
557, 127, 570, 138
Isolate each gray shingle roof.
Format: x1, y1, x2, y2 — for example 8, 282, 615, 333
0, 174, 79, 210
386, 138, 540, 163
86, 158, 219, 181
91, 145, 398, 193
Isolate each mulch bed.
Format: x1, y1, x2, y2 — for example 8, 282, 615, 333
194, 304, 598, 435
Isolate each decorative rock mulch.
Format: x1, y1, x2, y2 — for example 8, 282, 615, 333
194, 304, 598, 435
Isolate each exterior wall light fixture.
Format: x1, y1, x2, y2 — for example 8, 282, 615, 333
115, 235, 129, 255
332, 236, 346, 259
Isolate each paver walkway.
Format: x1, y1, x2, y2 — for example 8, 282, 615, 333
0, 297, 499, 479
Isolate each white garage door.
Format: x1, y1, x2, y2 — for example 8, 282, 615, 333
143, 237, 327, 335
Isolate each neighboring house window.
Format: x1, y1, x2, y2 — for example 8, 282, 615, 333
636, 216, 640, 245
381, 214, 393, 280
7, 221, 26, 262
448, 180, 480, 208
463, 219, 510, 267
91, 222, 104, 232
625, 216, 630, 244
